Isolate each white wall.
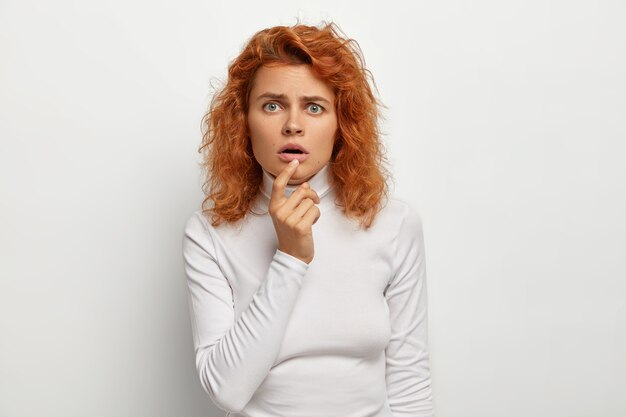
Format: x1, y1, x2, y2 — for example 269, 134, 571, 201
1, 1, 624, 416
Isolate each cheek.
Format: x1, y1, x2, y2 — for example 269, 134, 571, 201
249, 113, 275, 141
323, 119, 338, 150
248, 119, 278, 157
247, 115, 264, 147
247, 112, 260, 137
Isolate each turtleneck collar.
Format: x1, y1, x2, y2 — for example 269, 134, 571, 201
259, 163, 334, 207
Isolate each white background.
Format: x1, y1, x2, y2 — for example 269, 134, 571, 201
1, 1, 625, 416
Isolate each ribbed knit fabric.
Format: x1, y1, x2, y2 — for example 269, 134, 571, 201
182, 163, 434, 416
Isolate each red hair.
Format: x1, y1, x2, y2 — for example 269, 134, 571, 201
199, 21, 391, 229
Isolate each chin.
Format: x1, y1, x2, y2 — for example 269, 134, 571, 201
287, 178, 306, 185
262, 161, 316, 184
292, 170, 316, 184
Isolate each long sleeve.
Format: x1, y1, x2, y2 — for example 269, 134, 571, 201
384, 204, 434, 416
182, 212, 309, 413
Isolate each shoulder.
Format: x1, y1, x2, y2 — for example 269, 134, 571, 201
183, 210, 220, 248
184, 209, 211, 235
182, 210, 221, 259
378, 196, 424, 233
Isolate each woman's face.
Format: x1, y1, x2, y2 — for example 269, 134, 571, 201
247, 64, 338, 185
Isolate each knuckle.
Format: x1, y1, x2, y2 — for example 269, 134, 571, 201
272, 182, 283, 194
295, 223, 309, 234
274, 208, 288, 222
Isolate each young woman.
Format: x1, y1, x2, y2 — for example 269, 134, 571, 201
183, 21, 434, 417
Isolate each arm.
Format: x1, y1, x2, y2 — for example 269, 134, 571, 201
384, 204, 434, 416
182, 212, 308, 413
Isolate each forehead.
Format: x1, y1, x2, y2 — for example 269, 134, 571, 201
249, 64, 335, 99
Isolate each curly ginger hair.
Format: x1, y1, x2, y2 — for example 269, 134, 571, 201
199, 21, 391, 230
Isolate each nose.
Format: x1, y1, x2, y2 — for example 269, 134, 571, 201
282, 111, 304, 136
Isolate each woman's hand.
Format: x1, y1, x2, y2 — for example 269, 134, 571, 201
269, 160, 321, 264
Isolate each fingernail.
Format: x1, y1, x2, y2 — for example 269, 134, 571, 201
290, 159, 299, 166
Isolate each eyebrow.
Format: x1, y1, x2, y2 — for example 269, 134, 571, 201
254, 92, 332, 105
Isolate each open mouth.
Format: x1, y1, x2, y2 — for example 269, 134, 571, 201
278, 143, 309, 154
277, 146, 309, 162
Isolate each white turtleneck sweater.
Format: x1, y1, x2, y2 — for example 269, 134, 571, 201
182, 163, 434, 417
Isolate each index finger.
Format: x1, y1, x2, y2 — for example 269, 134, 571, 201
271, 159, 299, 201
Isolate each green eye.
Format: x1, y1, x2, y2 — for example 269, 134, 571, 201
264, 103, 280, 112
308, 104, 323, 114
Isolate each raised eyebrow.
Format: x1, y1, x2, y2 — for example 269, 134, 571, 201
256, 92, 332, 105
301, 95, 331, 105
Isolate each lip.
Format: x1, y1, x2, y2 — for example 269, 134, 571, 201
278, 153, 309, 163
277, 142, 309, 154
